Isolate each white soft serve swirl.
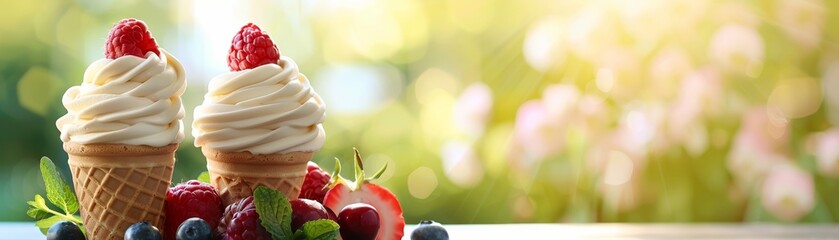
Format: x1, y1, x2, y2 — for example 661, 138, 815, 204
56, 50, 187, 147
192, 56, 326, 154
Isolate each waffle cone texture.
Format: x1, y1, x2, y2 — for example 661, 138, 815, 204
203, 147, 312, 206
64, 143, 176, 240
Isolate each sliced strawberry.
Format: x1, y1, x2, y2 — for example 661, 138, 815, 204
325, 183, 404, 240
323, 149, 405, 240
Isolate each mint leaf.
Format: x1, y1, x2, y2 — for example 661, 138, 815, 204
301, 219, 340, 240
197, 171, 211, 183
254, 186, 293, 239
40, 157, 79, 214
35, 215, 62, 235
26, 207, 48, 220
294, 229, 305, 239
26, 195, 49, 220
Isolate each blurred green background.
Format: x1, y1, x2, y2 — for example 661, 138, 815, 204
3, 0, 839, 224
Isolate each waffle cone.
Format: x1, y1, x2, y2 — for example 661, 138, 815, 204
64, 143, 176, 240
203, 147, 312, 206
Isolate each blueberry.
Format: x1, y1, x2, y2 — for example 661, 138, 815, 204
411, 220, 448, 240
124, 222, 162, 240
47, 221, 85, 240
176, 218, 212, 240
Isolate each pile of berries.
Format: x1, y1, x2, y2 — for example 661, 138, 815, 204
47, 152, 405, 240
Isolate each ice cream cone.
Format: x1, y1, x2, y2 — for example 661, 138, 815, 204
64, 142, 176, 240
203, 147, 311, 206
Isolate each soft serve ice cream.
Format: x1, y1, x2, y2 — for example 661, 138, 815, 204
56, 50, 186, 147
193, 23, 325, 154
194, 23, 325, 204
56, 18, 185, 239
192, 56, 325, 154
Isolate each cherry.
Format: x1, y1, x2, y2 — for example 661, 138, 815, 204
290, 198, 330, 232
325, 207, 339, 222
337, 203, 380, 240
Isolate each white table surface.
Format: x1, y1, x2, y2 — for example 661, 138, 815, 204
4, 222, 839, 239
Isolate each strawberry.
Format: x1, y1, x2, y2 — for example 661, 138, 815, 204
323, 149, 404, 240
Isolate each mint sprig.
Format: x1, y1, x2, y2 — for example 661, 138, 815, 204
298, 219, 340, 240
254, 186, 294, 239
253, 186, 340, 240
27, 157, 84, 236
40, 157, 79, 214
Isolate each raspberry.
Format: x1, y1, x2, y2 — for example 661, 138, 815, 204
299, 162, 331, 204
165, 180, 224, 240
104, 18, 160, 59
219, 196, 271, 240
227, 23, 280, 71
307, 161, 322, 172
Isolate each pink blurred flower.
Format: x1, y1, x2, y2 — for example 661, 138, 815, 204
709, 24, 765, 76
452, 82, 493, 139
761, 164, 815, 222
822, 61, 839, 125
586, 134, 645, 211
775, 0, 826, 49
511, 84, 612, 175
728, 143, 786, 191
650, 46, 694, 99
542, 84, 581, 120
806, 129, 839, 178
616, 102, 666, 155
575, 94, 609, 141
667, 69, 722, 155
441, 140, 484, 188
728, 107, 790, 189
736, 107, 790, 153
513, 100, 565, 160
593, 47, 643, 99
511, 84, 607, 171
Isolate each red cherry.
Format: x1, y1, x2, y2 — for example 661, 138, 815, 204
290, 199, 329, 232
337, 203, 380, 240
325, 206, 338, 222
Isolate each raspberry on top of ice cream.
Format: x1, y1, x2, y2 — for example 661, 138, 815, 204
228, 23, 281, 71
56, 18, 186, 147
105, 18, 161, 59
192, 23, 326, 155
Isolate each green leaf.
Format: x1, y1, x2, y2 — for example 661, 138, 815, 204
28, 194, 48, 209
35, 215, 63, 235
370, 162, 388, 180
197, 171, 211, 183
26, 195, 50, 220
354, 148, 364, 181
254, 186, 293, 239
301, 219, 340, 240
294, 229, 305, 240
40, 157, 79, 214
26, 206, 48, 220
